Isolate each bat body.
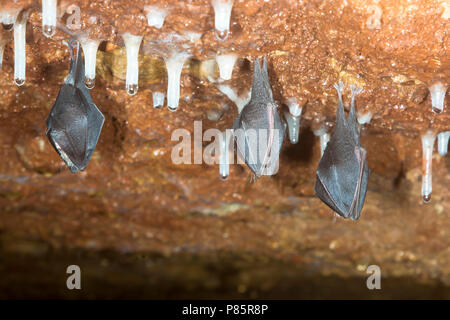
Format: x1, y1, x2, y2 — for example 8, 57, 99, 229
314, 83, 369, 220
46, 41, 105, 173
233, 58, 285, 178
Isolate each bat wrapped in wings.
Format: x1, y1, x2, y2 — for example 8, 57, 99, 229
314, 82, 370, 220
46, 40, 105, 173
232, 58, 286, 178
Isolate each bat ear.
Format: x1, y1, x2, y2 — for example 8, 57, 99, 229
63, 40, 84, 87
262, 57, 269, 79
349, 85, 363, 120
349, 84, 363, 138
333, 82, 347, 129
251, 57, 273, 102
254, 57, 261, 73
73, 41, 85, 88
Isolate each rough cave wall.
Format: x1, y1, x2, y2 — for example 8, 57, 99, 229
0, 0, 449, 298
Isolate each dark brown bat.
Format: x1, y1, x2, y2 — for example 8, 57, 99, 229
314, 82, 370, 220
46, 40, 105, 173
232, 58, 285, 178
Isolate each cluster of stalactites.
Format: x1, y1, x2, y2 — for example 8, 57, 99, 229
122, 0, 237, 105
419, 82, 449, 203
421, 130, 450, 203
0, 1, 238, 100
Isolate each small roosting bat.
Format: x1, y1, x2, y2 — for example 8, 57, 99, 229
314, 82, 370, 220
46, 40, 105, 173
232, 58, 285, 178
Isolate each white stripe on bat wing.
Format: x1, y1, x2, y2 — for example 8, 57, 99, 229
348, 147, 366, 218
52, 110, 87, 164
52, 139, 77, 171
260, 103, 275, 176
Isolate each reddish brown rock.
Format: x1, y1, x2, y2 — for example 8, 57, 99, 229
0, 0, 449, 298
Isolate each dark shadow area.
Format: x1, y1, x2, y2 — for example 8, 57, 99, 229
92, 80, 127, 160
283, 126, 316, 164
238, 58, 252, 73
0, 237, 447, 299
392, 162, 406, 189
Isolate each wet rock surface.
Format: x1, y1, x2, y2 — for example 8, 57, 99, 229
0, 0, 449, 298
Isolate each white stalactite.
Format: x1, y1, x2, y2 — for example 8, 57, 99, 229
42, 0, 57, 38
79, 38, 100, 89
0, 41, 5, 69
164, 51, 191, 111
211, 0, 234, 40
314, 128, 330, 157
429, 81, 448, 114
437, 131, 450, 156
357, 111, 373, 125
215, 54, 237, 80
14, 12, 28, 86
284, 97, 302, 144
219, 131, 231, 180
153, 91, 165, 108
421, 130, 436, 203
144, 6, 168, 29
122, 33, 143, 95
0, 6, 21, 27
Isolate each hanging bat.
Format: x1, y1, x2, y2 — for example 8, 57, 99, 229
314, 82, 370, 220
46, 40, 105, 173
232, 58, 286, 178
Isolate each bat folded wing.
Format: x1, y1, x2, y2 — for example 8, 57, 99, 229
315, 143, 369, 220
46, 101, 88, 173
349, 147, 369, 220
315, 172, 343, 215
46, 86, 104, 173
